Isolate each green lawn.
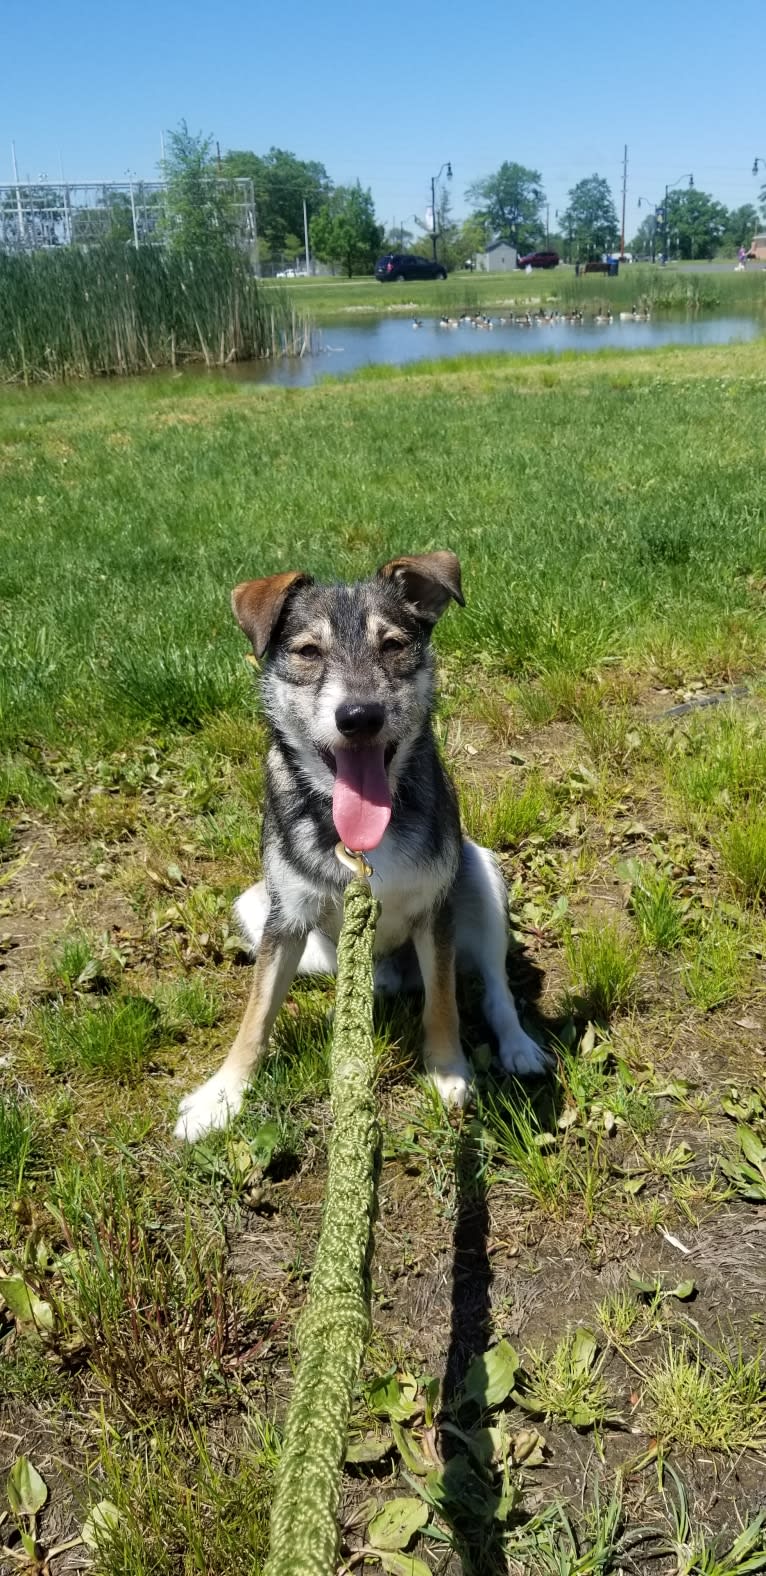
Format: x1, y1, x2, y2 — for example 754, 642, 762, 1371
2, 341, 766, 1573
269, 263, 766, 318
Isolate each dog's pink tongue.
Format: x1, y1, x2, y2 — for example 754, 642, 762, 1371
332, 745, 391, 851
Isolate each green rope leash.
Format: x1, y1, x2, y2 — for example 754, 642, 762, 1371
265, 865, 380, 1576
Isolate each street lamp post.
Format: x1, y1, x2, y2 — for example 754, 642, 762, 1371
430, 161, 452, 262
661, 173, 693, 265
752, 157, 766, 176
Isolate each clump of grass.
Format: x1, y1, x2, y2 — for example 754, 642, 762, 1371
481, 1091, 608, 1220
718, 806, 766, 904
646, 1338, 766, 1452
564, 918, 642, 1017
513, 669, 592, 726
682, 911, 748, 1010
0, 1094, 38, 1195
35, 996, 162, 1081
0, 817, 12, 853
576, 701, 640, 771
460, 772, 557, 849
671, 711, 766, 816
88, 1416, 276, 1574
517, 1327, 618, 1430
155, 978, 224, 1034
43, 1157, 262, 1415
106, 645, 248, 730
48, 932, 112, 995
0, 754, 56, 810
627, 862, 686, 950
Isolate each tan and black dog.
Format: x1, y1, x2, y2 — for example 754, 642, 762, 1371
176, 551, 546, 1140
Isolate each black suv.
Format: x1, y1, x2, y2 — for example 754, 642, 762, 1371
375, 252, 448, 282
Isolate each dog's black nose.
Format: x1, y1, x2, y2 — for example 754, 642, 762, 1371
335, 701, 385, 738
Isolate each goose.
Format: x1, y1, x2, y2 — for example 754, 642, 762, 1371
618, 307, 636, 322
412, 318, 423, 329
594, 311, 613, 325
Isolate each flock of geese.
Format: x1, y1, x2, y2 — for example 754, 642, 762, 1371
410, 307, 652, 330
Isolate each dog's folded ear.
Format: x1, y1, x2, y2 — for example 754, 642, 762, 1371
377, 550, 464, 623
231, 571, 312, 658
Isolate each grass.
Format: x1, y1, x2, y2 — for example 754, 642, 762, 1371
280, 265, 766, 320
2, 338, 766, 1568
718, 806, 766, 904
35, 995, 163, 1081
0, 243, 311, 381
563, 919, 642, 1018
646, 1338, 766, 1452
627, 862, 687, 951
2, 342, 766, 753
460, 772, 557, 848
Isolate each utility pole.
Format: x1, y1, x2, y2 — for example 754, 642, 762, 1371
11, 141, 25, 241
303, 197, 311, 276
429, 161, 452, 263
619, 145, 628, 257
216, 140, 222, 175
546, 203, 550, 246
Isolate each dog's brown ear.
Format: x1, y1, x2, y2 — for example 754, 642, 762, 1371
231, 571, 312, 658
377, 550, 464, 623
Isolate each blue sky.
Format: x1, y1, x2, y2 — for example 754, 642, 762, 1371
4, 0, 764, 242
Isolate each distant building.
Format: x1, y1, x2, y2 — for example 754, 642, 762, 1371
475, 239, 518, 273
748, 233, 766, 261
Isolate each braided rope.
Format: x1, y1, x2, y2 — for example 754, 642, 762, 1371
265, 875, 380, 1576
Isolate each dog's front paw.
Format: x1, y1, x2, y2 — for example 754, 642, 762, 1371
428, 1051, 472, 1108
498, 1028, 549, 1077
174, 1071, 246, 1141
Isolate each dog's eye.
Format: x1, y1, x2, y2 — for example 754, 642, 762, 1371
381, 636, 407, 654
292, 642, 322, 660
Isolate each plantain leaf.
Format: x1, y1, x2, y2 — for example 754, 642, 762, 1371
345, 1432, 392, 1465
8, 1457, 48, 1517
463, 1339, 520, 1410
379, 1555, 432, 1576
367, 1496, 429, 1551
82, 1499, 122, 1550
0, 1275, 54, 1333
571, 1327, 598, 1375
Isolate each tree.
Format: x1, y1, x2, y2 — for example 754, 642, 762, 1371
560, 174, 618, 262
220, 147, 332, 263
629, 213, 658, 259
411, 183, 460, 267
465, 162, 545, 250
664, 188, 727, 260
161, 121, 236, 256
310, 183, 384, 277
719, 203, 759, 253
383, 223, 416, 251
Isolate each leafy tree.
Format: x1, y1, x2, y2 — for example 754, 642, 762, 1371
664, 188, 727, 260
465, 162, 545, 250
560, 174, 618, 262
719, 203, 759, 253
161, 121, 236, 256
220, 147, 331, 263
411, 183, 460, 266
310, 183, 383, 277
383, 223, 416, 251
629, 213, 659, 259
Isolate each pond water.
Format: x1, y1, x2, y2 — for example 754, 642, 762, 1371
227, 312, 762, 388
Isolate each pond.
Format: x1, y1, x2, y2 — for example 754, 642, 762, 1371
226, 312, 763, 388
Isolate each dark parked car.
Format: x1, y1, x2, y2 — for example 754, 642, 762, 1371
517, 250, 560, 270
375, 252, 447, 282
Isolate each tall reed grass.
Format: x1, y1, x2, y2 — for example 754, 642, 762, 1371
0, 243, 313, 382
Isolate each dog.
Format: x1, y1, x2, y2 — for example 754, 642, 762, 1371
175, 551, 546, 1141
